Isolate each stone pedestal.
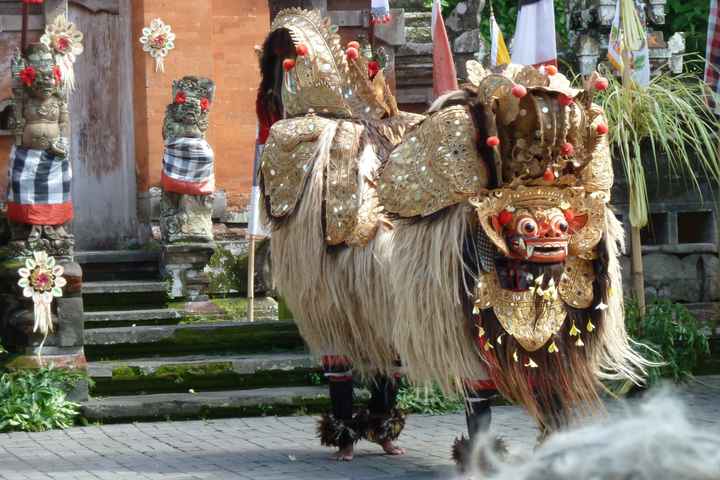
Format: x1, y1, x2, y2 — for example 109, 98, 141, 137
159, 191, 214, 244
0, 257, 88, 401
161, 243, 216, 301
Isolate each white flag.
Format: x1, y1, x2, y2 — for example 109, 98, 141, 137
247, 124, 270, 238
511, 0, 557, 67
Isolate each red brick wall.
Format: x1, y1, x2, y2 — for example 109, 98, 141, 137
132, 0, 271, 209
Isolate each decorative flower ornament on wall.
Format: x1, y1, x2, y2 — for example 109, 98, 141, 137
140, 18, 175, 72
17, 251, 66, 340
40, 15, 84, 92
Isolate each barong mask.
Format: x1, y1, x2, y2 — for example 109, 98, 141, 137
164, 76, 215, 140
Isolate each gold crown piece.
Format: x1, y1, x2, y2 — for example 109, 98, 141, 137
270, 8, 397, 120
466, 61, 609, 189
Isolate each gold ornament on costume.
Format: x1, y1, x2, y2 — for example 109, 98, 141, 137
475, 272, 566, 352
465, 61, 611, 195
261, 115, 333, 218
270, 8, 398, 120
378, 106, 489, 217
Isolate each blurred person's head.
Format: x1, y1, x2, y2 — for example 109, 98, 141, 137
465, 394, 720, 480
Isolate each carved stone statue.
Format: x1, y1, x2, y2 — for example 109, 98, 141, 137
159, 76, 216, 243
5, 43, 74, 259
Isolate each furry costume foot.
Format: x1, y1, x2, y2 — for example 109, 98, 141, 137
358, 408, 406, 445
317, 413, 362, 449
452, 435, 508, 474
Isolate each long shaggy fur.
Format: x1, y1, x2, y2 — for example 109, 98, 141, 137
266, 121, 488, 388
465, 394, 720, 480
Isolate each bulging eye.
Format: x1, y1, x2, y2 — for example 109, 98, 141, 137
550, 215, 569, 234
517, 217, 538, 236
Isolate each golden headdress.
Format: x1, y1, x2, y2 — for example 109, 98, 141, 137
270, 8, 398, 120
466, 61, 612, 195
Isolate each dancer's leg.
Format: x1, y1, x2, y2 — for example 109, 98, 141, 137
318, 356, 359, 461
363, 375, 406, 455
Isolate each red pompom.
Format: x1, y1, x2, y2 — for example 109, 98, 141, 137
594, 77, 609, 91
560, 142, 575, 156
498, 210, 513, 226
200, 97, 211, 112
52, 65, 62, 84
558, 94, 574, 106
543, 168, 555, 182
174, 91, 187, 104
564, 209, 576, 222
545, 65, 558, 76
368, 60, 381, 80
295, 44, 308, 56
596, 123, 609, 135
346, 47, 360, 61
282, 58, 296, 71
511, 85, 527, 98
347, 41, 360, 50
486, 136, 500, 147
19, 66, 36, 87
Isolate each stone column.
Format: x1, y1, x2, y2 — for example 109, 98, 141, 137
158, 76, 218, 305
0, 256, 87, 400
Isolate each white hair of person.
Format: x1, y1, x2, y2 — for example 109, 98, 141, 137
464, 392, 720, 480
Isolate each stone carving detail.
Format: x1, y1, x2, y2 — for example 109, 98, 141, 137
159, 76, 216, 244
567, 0, 676, 76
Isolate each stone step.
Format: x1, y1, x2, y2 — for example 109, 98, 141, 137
84, 321, 305, 360
403, 11, 432, 27
83, 280, 167, 295
396, 64, 434, 86
76, 250, 160, 264
84, 308, 182, 325
396, 86, 433, 105
405, 25, 431, 43
77, 250, 161, 282
82, 280, 168, 311
81, 386, 337, 423
88, 353, 320, 396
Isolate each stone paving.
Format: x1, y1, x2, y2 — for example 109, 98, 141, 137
0, 377, 717, 480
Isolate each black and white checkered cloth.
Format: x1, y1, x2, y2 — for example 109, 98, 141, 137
162, 137, 215, 183
6, 146, 72, 205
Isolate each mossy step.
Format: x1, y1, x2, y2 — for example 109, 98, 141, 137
81, 386, 369, 423
83, 280, 167, 294
405, 26, 431, 43
88, 353, 321, 396
403, 11, 432, 27
85, 308, 182, 325
84, 321, 305, 360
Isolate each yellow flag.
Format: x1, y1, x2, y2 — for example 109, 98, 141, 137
491, 14, 511, 67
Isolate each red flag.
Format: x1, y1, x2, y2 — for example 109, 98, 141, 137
431, 0, 458, 98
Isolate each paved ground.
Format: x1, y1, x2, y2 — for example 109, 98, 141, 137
0, 377, 717, 480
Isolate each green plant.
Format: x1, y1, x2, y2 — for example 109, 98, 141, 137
626, 299, 711, 385
396, 379, 464, 415
0, 367, 88, 432
422, 0, 462, 14
598, 62, 720, 228
663, 0, 711, 55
